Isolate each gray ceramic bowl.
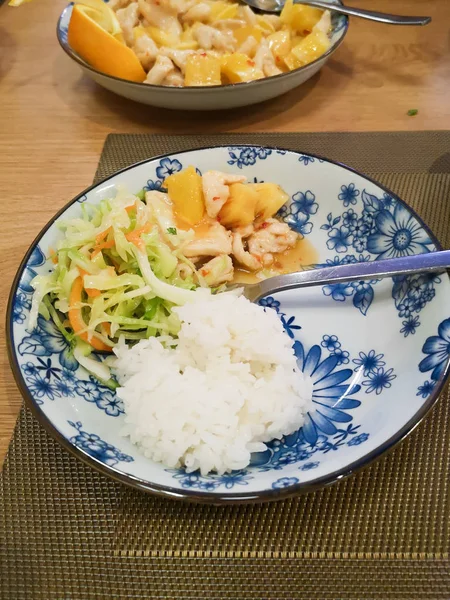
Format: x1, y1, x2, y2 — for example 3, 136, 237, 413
56, 1, 348, 111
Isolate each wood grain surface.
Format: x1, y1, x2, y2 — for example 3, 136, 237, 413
0, 0, 449, 465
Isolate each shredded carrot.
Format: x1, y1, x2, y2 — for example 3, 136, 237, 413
91, 239, 115, 259
48, 248, 58, 264
68, 277, 111, 352
125, 204, 136, 214
95, 226, 112, 245
102, 322, 111, 336
125, 223, 152, 248
78, 269, 101, 298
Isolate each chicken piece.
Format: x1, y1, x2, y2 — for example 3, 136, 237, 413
138, 0, 182, 37
165, 0, 190, 14
202, 170, 246, 218
238, 35, 258, 57
248, 218, 298, 258
199, 255, 234, 286
182, 2, 211, 23
233, 224, 254, 239
183, 221, 232, 257
193, 24, 236, 52
238, 5, 257, 26
159, 47, 196, 73
254, 39, 283, 77
133, 34, 159, 70
232, 232, 261, 271
144, 55, 175, 84
162, 69, 185, 86
116, 1, 140, 47
109, 0, 131, 10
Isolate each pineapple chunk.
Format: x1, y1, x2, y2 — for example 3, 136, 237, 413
174, 40, 199, 50
174, 27, 199, 50
208, 1, 238, 22
185, 54, 222, 86
290, 30, 331, 67
214, 3, 238, 20
267, 30, 291, 59
233, 26, 262, 47
280, 0, 322, 33
256, 15, 276, 34
283, 52, 301, 71
221, 53, 264, 83
254, 183, 289, 222
133, 25, 147, 40
181, 26, 195, 41
146, 26, 179, 48
218, 183, 259, 228
165, 166, 205, 226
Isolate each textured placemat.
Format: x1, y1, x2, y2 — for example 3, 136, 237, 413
1, 132, 450, 600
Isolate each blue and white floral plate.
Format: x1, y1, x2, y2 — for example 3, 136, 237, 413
7, 146, 450, 503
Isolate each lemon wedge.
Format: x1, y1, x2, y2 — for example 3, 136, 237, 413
68, 0, 146, 82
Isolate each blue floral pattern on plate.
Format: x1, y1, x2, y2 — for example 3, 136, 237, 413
68, 421, 133, 467
419, 318, 450, 381
277, 190, 317, 237
166, 468, 254, 491
18, 246, 46, 294
319, 188, 438, 331
227, 146, 272, 168
8, 145, 450, 498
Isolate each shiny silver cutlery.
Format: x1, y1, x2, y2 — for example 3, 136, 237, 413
230, 250, 450, 303
241, 0, 431, 26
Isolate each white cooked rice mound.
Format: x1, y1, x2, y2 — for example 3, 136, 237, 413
114, 291, 312, 475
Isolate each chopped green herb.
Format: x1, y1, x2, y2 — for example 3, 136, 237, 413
167, 227, 177, 235
407, 109, 418, 116
135, 189, 146, 201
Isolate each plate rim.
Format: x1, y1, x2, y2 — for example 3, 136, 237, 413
6, 144, 450, 504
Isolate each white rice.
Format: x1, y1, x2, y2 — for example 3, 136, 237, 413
114, 291, 312, 475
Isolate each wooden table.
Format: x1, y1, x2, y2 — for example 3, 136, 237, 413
0, 0, 449, 465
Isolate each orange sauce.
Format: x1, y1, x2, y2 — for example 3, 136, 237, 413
174, 212, 214, 237
233, 237, 318, 284
172, 208, 319, 284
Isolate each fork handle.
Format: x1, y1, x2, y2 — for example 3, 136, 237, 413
247, 250, 450, 303
296, 0, 431, 26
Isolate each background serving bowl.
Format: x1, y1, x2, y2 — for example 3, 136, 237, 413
56, 1, 348, 111
7, 146, 450, 503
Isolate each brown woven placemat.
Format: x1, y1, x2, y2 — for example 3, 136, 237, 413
1, 132, 450, 600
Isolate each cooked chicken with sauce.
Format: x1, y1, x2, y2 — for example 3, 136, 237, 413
147, 166, 300, 287
107, 0, 332, 87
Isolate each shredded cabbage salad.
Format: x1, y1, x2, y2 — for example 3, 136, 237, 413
29, 185, 211, 385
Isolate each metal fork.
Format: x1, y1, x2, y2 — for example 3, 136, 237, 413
227, 250, 450, 303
